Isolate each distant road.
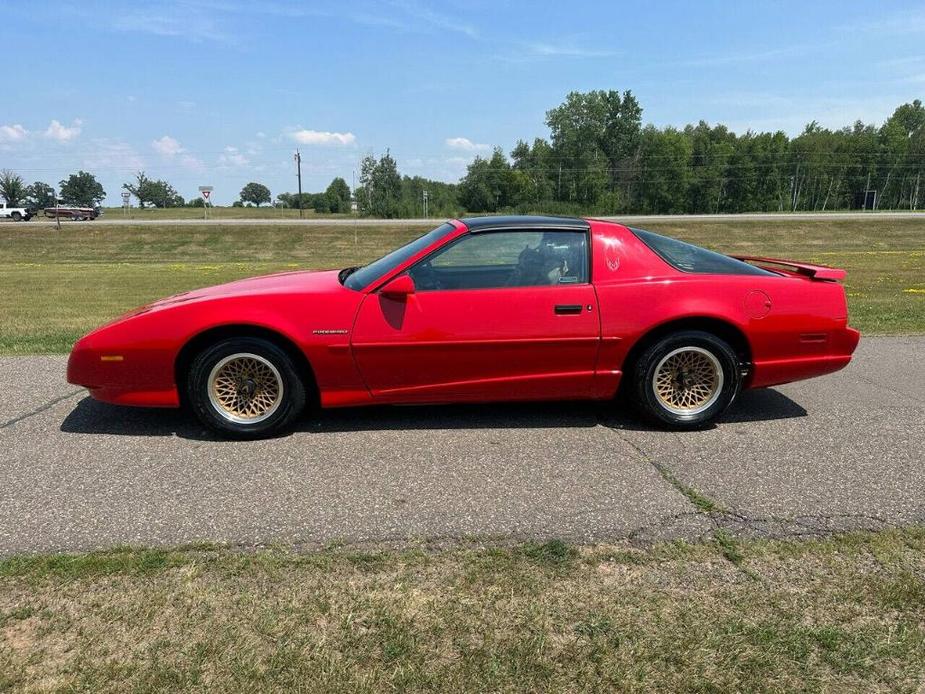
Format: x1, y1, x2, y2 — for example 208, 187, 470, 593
18, 211, 925, 226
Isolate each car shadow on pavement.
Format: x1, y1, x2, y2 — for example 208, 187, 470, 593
59, 387, 806, 440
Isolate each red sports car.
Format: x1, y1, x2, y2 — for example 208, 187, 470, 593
67, 216, 860, 438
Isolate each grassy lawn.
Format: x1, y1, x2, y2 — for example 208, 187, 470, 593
1, 530, 924, 691
0, 217, 922, 354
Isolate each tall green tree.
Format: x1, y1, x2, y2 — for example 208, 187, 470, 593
634, 126, 692, 214
545, 90, 641, 206
0, 170, 26, 206
879, 100, 925, 209
323, 177, 351, 213
397, 175, 459, 217
25, 181, 55, 209
356, 151, 402, 218
458, 148, 517, 212
685, 121, 736, 213
511, 138, 555, 207
59, 171, 105, 207
276, 192, 313, 210
123, 172, 183, 208
123, 172, 154, 208
240, 182, 272, 207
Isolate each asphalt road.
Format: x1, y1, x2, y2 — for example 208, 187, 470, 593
0, 336, 922, 555
14, 211, 925, 226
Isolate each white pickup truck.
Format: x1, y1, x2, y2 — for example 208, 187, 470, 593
0, 202, 33, 221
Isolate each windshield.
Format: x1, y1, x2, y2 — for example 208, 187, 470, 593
343, 222, 456, 290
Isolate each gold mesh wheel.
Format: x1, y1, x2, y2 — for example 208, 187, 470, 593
652, 346, 724, 416
207, 353, 284, 424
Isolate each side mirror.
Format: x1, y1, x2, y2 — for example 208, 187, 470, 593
379, 273, 415, 298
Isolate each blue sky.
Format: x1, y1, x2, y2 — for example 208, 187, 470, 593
3, 0, 925, 204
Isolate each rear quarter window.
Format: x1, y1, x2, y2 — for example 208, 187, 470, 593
631, 228, 776, 276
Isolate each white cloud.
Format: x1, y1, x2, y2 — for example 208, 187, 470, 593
389, 0, 478, 39
261, 2, 478, 39
0, 124, 28, 142
839, 8, 925, 36
110, 10, 231, 43
151, 135, 184, 156
219, 146, 249, 166
289, 129, 356, 146
256, 131, 267, 139
181, 154, 205, 171
521, 41, 615, 58
150, 135, 203, 169
445, 137, 489, 152
45, 119, 82, 142
676, 43, 821, 69
82, 139, 145, 172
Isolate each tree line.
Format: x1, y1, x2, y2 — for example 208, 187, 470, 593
0, 169, 104, 210
3, 92, 922, 215
455, 91, 925, 215
325, 93, 925, 217
0, 169, 329, 210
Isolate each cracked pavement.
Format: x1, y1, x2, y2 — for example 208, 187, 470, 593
0, 336, 922, 555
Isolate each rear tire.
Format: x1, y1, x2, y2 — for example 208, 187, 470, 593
187, 337, 306, 439
631, 330, 741, 429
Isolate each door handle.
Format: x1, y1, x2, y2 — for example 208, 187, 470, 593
554, 304, 583, 315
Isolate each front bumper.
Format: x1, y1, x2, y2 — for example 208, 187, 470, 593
67, 337, 181, 408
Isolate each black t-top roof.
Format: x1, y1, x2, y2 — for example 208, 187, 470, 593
459, 215, 588, 232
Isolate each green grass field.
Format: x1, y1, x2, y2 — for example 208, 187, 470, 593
1, 217, 922, 354
93, 205, 348, 220
2, 530, 924, 691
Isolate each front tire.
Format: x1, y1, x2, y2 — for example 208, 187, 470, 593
187, 337, 306, 439
11, 212, 21, 222
631, 330, 741, 429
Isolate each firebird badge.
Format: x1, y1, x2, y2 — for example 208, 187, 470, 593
313, 329, 349, 335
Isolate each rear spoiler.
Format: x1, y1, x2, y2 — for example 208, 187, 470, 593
732, 256, 846, 281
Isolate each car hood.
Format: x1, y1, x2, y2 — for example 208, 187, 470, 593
129, 268, 345, 315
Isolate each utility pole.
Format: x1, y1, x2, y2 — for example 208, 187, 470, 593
294, 149, 303, 219
352, 169, 358, 260
422, 189, 428, 218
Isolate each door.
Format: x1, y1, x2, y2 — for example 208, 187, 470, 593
350, 229, 601, 403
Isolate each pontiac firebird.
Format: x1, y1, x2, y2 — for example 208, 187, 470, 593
67, 216, 860, 438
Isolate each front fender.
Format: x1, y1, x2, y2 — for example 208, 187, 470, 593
68, 290, 370, 408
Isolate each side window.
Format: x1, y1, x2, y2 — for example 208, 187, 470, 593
409, 230, 588, 291
631, 228, 776, 276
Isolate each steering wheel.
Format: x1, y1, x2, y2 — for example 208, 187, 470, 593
411, 261, 442, 290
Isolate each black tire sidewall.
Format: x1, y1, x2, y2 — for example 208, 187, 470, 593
633, 330, 741, 429
187, 337, 306, 439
